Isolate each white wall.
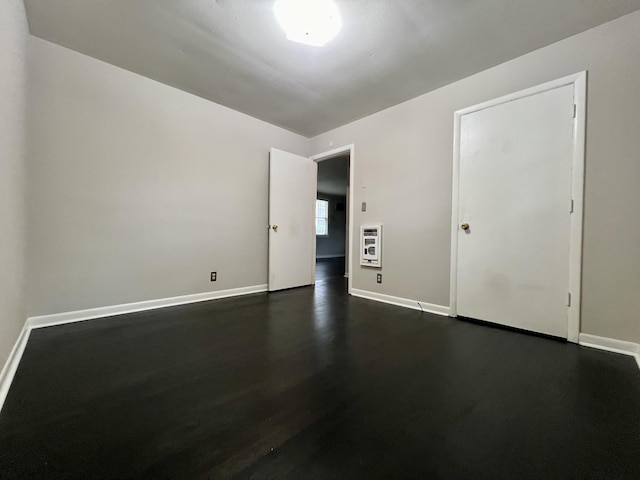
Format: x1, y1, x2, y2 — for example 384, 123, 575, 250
27, 38, 309, 317
0, 0, 28, 366
311, 11, 640, 344
17, 9, 640, 347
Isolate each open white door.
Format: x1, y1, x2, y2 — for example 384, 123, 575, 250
454, 81, 580, 339
269, 148, 317, 291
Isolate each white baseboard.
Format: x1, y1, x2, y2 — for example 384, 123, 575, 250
0, 323, 32, 413
27, 285, 268, 329
350, 288, 450, 316
579, 333, 640, 370
316, 254, 346, 259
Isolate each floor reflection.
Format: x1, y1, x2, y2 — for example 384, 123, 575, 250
315, 257, 345, 284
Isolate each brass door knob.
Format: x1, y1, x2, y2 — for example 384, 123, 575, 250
272, 225, 278, 232
460, 223, 470, 231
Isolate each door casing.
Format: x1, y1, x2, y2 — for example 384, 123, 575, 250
449, 72, 587, 343
310, 144, 355, 295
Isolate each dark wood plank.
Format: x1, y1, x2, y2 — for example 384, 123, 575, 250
0, 278, 639, 479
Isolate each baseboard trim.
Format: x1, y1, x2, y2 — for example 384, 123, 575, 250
350, 289, 450, 316
579, 333, 640, 370
316, 254, 346, 259
27, 285, 268, 330
0, 323, 32, 413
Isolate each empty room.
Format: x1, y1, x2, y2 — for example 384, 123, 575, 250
1, 1, 639, 478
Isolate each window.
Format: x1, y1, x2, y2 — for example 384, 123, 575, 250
316, 199, 329, 236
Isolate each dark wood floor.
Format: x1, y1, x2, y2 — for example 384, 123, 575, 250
1, 275, 639, 479
315, 257, 345, 283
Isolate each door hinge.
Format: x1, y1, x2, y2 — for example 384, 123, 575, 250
570, 199, 574, 213
567, 292, 572, 307
573, 104, 577, 118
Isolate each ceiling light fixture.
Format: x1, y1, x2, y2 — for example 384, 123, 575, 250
274, 0, 342, 47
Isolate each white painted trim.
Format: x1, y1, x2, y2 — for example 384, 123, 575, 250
27, 285, 268, 329
311, 144, 355, 295
309, 145, 353, 162
316, 254, 346, 259
455, 72, 587, 116
579, 334, 640, 370
0, 323, 32, 413
351, 289, 450, 316
567, 73, 587, 343
450, 107, 462, 318
450, 72, 587, 343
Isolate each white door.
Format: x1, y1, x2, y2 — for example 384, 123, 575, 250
269, 148, 317, 291
456, 85, 575, 338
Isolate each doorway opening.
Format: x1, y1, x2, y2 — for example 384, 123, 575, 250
311, 146, 354, 292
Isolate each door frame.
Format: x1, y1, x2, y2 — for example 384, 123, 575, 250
449, 72, 587, 343
310, 144, 355, 294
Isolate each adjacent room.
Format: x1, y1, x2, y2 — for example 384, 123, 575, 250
315, 154, 349, 284
1, 1, 639, 478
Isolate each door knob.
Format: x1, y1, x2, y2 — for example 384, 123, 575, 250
460, 223, 470, 231
272, 225, 278, 232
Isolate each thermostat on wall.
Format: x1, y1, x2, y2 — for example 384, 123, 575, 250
360, 224, 382, 268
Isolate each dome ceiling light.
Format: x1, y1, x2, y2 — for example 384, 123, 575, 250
274, 0, 342, 47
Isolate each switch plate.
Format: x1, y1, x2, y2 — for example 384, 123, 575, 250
361, 202, 367, 212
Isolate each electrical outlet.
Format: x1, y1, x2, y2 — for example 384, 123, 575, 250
376, 273, 382, 284
210, 272, 217, 282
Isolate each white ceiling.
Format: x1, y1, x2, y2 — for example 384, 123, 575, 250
24, 0, 640, 137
